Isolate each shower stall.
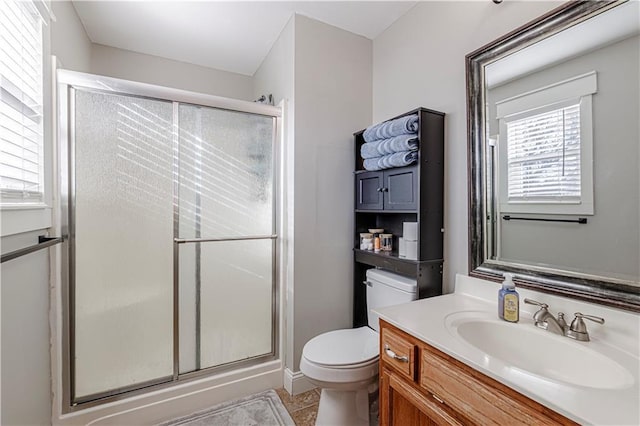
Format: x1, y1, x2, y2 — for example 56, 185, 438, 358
57, 70, 281, 409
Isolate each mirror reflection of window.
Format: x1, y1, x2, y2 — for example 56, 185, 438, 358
494, 72, 596, 216
506, 103, 581, 201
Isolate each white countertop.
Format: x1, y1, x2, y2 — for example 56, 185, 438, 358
373, 274, 640, 426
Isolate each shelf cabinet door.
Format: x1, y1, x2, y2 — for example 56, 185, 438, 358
356, 171, 384, 210
384, 166, 418, 211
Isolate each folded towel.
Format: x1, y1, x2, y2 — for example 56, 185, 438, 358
363, 151, 419, 171
363, 114, 419, 142
360, 134, 419, 159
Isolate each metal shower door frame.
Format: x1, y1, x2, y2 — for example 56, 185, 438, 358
58, 70, 281, 411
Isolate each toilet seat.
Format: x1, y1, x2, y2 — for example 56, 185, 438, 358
302, 326, 379, 367
300, 327, 379, 386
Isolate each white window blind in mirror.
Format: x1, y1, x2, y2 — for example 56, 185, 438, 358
496, 72, 595, 215
506, 103, 581, 201
0, 0, 44, 204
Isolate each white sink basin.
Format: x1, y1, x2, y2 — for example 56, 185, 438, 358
445, 311, 635, 390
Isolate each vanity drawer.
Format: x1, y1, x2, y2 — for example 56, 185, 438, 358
419, 345, 576, 425
380, 326, 417, 382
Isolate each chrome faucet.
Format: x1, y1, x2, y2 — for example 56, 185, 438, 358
524, 298, 605, 341
524, 299, 566, 335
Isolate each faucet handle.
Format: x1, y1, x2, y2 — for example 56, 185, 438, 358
577, 312, 605, 324
567, 312, 605, 342
571, 312, 605, 330
524, 298, 548, 309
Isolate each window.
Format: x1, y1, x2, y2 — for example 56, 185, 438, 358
506, 101, 581, 201
1, 0, 44, 204
0, 0, 51, 236
496, 72, 596, 215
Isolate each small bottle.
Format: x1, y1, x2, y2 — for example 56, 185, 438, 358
374, 236, 381, 253
499, 273, 519, 322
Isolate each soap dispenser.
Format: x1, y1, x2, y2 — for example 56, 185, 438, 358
498, 273, 519, 322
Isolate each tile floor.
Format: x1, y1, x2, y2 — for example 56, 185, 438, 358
275, 388, 320, 426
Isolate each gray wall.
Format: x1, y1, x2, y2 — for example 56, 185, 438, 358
91, 44, 254, 101
291, 15, 372, 372
1, 233, 52, 426
254, 14, 372, 375
487, 35, 640, 282
372, 1, 562, 293
51, 0, 92, 72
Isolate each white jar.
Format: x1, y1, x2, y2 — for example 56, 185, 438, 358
359, 233, 374, 251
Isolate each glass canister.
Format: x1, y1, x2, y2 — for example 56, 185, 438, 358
359, 233, 373, 250
380, 233, 393, 252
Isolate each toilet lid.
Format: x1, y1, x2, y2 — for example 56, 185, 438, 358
302, 327, 378, 367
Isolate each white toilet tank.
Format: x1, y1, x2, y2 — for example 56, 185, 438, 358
366, 269, 418, 332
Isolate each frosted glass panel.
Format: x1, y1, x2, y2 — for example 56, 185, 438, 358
200, 240, 274, 368
74, 90, 174, 398
178, 243, 196, 374
178, 105, 274, 238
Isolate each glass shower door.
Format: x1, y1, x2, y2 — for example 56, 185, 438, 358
72, 89, 174, 401
177, 105, 276, 373
65, 71, 280, 405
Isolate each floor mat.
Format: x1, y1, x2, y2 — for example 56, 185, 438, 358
158, 389, 295, 426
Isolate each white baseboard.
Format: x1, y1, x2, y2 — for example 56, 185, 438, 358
283, 368, 316, 396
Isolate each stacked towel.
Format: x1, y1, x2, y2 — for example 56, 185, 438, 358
363, 151, 419, 171
360, 134, 418, 159
363, 114, 419, 142
361, 114, 420, 171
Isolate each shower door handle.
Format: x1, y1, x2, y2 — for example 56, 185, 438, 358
174, 234, 277, 243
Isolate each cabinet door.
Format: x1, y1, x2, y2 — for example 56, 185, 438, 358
356, 171, 384, 210
380, 370, 462, 426
384, 166, 418, 211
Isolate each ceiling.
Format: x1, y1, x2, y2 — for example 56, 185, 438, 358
72, 1, 417, 76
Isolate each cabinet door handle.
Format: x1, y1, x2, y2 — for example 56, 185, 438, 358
377, 187, 383, 192
381, 187, 389, 192
384, 344, 409, 362
432, 393, 445, 404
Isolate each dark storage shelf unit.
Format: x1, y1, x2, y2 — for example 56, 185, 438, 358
356, 166, 418, 211
353, 107, 445, 328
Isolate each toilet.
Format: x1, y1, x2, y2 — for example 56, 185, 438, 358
300, 269, 418, 426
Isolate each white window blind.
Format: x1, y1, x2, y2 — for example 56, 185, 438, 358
506, 103, 581, 202
0, 0, 44, 204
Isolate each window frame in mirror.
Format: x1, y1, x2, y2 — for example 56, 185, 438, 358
466, 0, 640, 312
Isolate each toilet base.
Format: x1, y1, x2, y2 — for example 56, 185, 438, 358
316, 388, 370, 426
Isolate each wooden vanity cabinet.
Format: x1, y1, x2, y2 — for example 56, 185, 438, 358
379, 320, 578, 426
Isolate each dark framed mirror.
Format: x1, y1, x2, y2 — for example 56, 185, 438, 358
466, 0, 640, 311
